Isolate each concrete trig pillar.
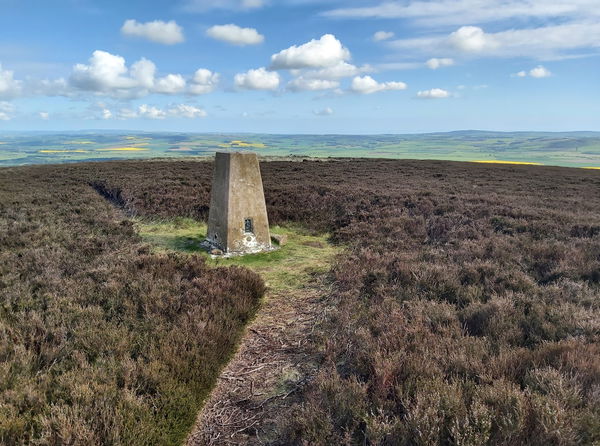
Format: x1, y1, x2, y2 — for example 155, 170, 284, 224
206, 152, 271, 254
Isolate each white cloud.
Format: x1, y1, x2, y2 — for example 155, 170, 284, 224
182, 0, 265, 12
71, 50, 139, 93
448, 26, 490, 52
189, 68, 220, 94
121, 19, 184, 45
416, 88, 450, 99
168, 104, 207, 118
350, 75, 407, 94
117, 103, 207, 119
270, 34, 351, 69
39, 112, 49, 120
138, 104, 167, 119
69, 50, 204, 98
390, 22, 600, 60
314, 107, 334, 116
288, 77, 339, 91
323, 0, 600, 27
102, 108, 112, 119
0, 64, 22, 98
513, 65, 552, 78
373, 31, 394, 41
529, 65, 552, 78
0, 101, 14, 120
130, 58, 156, 89
206, 24, 264, 46
153, 73, 186, 94
425, 57, 454, 69
302, 62, 373, 80
234, 67, 280, 90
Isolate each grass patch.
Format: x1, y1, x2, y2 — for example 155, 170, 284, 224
136, 217, 340, 293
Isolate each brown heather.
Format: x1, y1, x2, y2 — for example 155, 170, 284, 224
1, 158, 599, 445
0, 163, 264, 445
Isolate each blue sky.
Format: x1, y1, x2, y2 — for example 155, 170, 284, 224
0, 0, 599, 133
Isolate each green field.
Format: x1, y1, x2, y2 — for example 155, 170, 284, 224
1, 130, 600, 168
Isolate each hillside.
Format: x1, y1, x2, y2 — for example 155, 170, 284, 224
1, 158, 599, 445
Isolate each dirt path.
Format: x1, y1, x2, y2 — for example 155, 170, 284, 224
135, 221, 339, 445
186, 274, 333, 445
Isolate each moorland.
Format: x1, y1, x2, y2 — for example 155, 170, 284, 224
1, 157, 599, 445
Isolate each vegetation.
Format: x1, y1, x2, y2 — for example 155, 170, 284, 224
83, 158, 599, 445
1, 158, 599, 445
2, 130, 600, 167
136, 218, 339, 293
0, 164, 265, 445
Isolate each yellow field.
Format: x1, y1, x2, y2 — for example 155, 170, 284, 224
95, 147, 149, 152
583, 167, 600, 170
218, 140, 267, 149
472, 160, 543, 165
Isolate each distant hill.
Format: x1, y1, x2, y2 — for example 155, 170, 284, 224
1, 130, 599, 168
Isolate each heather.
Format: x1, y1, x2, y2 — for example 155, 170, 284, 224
84, 158, 600, 445
0, 164, 264, 445
1, 158, 599, 445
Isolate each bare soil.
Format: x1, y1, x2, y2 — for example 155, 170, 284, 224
186, 275, 332, 445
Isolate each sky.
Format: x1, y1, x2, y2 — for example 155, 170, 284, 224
0, 0, 599, 133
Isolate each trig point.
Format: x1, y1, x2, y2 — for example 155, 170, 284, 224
206, 152, 272, 255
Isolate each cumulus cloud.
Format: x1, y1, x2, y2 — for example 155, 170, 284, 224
69, 50, 209, 98
373, 31, 394, 41
350, 75, 407, 94
153, 73, 186, 94
1, 52, 217, 101
314, 107, 334, 116
189, 69, 220, 94
513, 65, 552, 78
448, 26, 490, 52
529, 65, 552, 78
425, 57, 454, 69
0, 64, 22, 98
234, 67, 280, 90
121, 19, 184, 45
270, 34, 351, 69
71, 50, 140, 93
287, 77, 339, 91
206, 24, 264, 46
39, 112, 49, 120
416, 88, 450, 98
102, 108, 112, 119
